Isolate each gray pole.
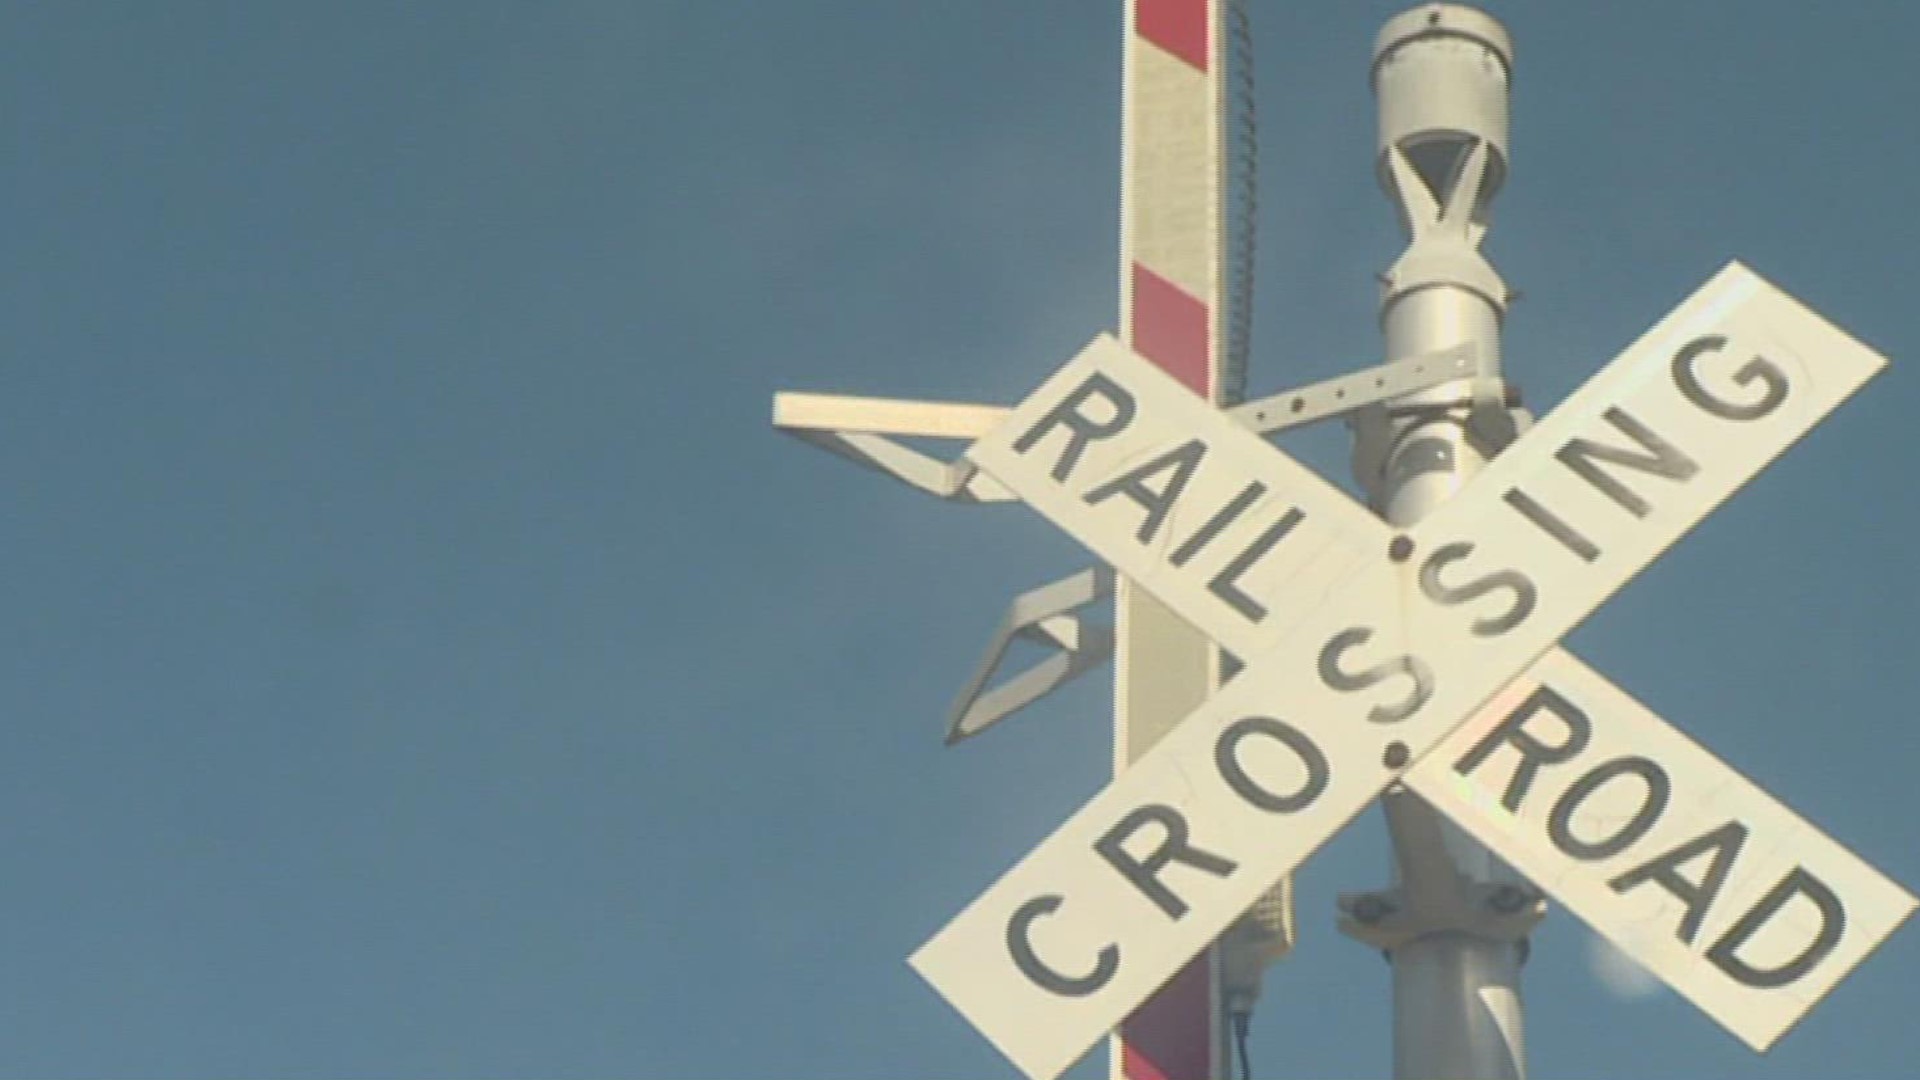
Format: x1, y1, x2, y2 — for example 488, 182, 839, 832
1338, 7, 1544, 1079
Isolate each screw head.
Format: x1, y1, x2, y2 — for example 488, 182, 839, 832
1488, 884, 1532, 914
1350, 895, 1391, 925
1388, 535, 1414, 562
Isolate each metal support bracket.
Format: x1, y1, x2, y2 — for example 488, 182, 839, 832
1349, 389, 1529, 495
1234, 342, 1477, 435
772, 392, 1015, 502
1336, 882, 1546, 954
1338, 784, 1546, 953
1380, 138, 1509, 318
1465, 402, 1535, 458
772, 343, 1477, 506
944, 566, 1115, 744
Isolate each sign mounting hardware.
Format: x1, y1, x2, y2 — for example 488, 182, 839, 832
772, 7, 1913, 1080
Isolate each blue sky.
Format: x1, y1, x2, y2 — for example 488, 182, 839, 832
0, 2, 1915, 1077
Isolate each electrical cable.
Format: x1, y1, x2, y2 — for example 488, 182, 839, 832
1232, 1008, 1253, 1080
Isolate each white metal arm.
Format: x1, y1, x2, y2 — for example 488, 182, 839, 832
771, 394, 1017, 502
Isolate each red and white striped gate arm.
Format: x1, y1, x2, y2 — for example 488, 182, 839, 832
1114, 2, 1270, 1079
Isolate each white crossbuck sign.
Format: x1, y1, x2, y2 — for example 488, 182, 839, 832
909, 264, 1917, 1080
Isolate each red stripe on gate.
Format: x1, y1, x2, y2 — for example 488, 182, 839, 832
1130, 263, 1211, 395
1135, 0, 1208, 72
1122, 256, 1214, 1080
1122, 958, 1213, 1080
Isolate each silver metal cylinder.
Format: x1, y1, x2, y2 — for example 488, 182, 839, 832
1375, 437, 1528, 1080
1391, 933, 1526, 1079
1356, 7, 1531, 1080
1383, 283, 1503, 405
1373, 4, 1513, 213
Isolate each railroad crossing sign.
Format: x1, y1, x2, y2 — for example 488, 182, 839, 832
907, 263, 1915, 1080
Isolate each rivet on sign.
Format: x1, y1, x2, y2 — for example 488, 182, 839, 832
1487, 884, 1532, 914
1383, 742, 1410, 769
1388, 535, 1414, 562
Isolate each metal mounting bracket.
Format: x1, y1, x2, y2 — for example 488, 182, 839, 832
944, 566, 1115, 745
1234, 342, 1477, 435
1465, 401, 1535, 458
771, 393, 1015, 502
772, 342, 1478, 506
1336, 882, 1546, 954
1337, 784, 1546, 953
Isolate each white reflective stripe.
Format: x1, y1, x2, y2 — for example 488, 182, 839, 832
1407, 651, 1917, 1051
1126, 39, 1217, 300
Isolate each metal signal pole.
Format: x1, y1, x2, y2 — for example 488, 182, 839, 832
780, 6, 1910, 1079
1340, 7, 1542, 1078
